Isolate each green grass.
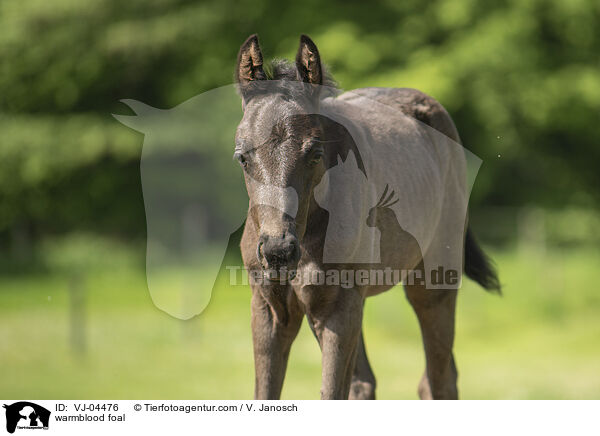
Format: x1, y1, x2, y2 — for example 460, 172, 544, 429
1, 246, 599, 399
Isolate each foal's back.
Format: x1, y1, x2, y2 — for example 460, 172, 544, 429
319, 86, 471, 289
336, 87, 461, 144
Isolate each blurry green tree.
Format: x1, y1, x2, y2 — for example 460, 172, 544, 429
1, 0, 598, 248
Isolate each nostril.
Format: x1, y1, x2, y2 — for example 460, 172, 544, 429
288, 238, 300, 263
256, 240, 265, 261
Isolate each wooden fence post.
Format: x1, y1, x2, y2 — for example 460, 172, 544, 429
69, 273, 87, 356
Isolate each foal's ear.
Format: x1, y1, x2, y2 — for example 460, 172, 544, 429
236, 34, 267, 91
295, 34, 323, 86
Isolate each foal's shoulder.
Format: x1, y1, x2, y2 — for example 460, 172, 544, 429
337, 87, 461, 142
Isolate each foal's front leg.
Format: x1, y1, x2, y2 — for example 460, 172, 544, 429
306, 286, 364, 400
251, 284, 303, 400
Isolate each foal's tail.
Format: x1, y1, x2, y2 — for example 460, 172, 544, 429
464, 227, 501, 293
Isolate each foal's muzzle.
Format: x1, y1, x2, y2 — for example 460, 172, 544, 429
257, 232, 300, 279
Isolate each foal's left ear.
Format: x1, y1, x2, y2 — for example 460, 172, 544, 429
295, 34, 323, 86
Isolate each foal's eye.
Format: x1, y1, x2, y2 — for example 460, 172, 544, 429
307, 145, 324, 167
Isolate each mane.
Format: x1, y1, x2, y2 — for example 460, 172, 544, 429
241, 59, 340, 100
267, 59, 337, 88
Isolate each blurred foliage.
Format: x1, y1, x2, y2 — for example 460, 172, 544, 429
39, 232, 143, 272
1, 0, 599, 248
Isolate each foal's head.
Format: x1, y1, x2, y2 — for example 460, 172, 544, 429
234, 34, 332, 275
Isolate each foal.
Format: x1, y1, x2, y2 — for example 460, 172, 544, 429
234, 34, 499, 400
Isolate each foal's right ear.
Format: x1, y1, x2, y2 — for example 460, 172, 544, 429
236, 34, 267, 96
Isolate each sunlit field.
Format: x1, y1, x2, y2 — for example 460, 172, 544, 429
1, 244, 599, 400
